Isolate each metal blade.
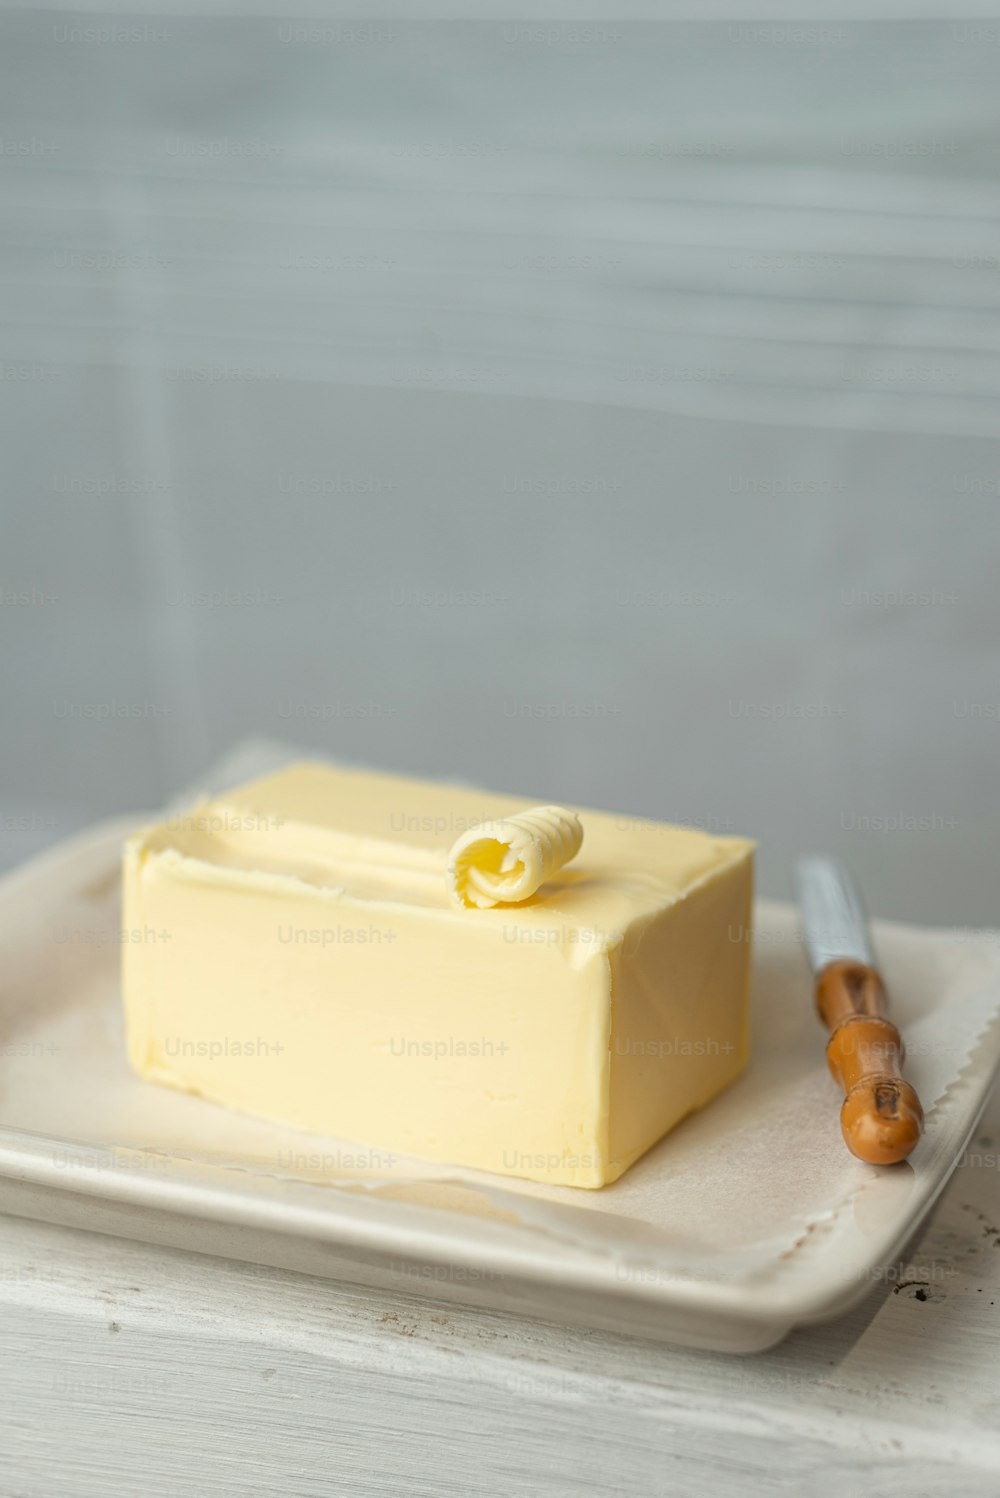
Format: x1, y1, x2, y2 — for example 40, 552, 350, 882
793, 855, 875, 974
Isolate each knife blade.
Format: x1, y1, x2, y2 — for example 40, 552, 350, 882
794, 854, 875, 973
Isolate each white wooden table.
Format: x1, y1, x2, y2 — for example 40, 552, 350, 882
3, 1087, 1000, 1498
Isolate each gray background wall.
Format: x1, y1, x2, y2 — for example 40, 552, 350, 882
3, 12, 999, 923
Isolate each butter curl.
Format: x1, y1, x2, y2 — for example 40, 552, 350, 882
447, 805, 583, 909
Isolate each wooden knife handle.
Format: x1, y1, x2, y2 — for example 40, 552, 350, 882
815, 958, 923, 1165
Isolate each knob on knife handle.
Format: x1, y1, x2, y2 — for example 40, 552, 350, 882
815, 958, 924, 1165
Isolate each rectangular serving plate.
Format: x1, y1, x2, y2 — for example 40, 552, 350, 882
0, 812, 997, 1353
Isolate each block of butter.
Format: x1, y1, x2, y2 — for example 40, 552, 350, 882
122, 762, 754, 1188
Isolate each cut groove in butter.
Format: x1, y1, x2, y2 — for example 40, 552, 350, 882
447, 805, 583, 909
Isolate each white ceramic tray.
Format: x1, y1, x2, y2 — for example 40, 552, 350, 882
1, 810, 998, 1353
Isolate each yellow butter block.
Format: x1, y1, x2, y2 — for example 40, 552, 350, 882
122, 761, 754, 1188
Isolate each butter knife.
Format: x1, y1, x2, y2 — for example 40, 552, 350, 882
794, 856, 923, 1165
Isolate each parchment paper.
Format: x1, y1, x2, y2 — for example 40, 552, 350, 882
2, 739, 998, 1283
